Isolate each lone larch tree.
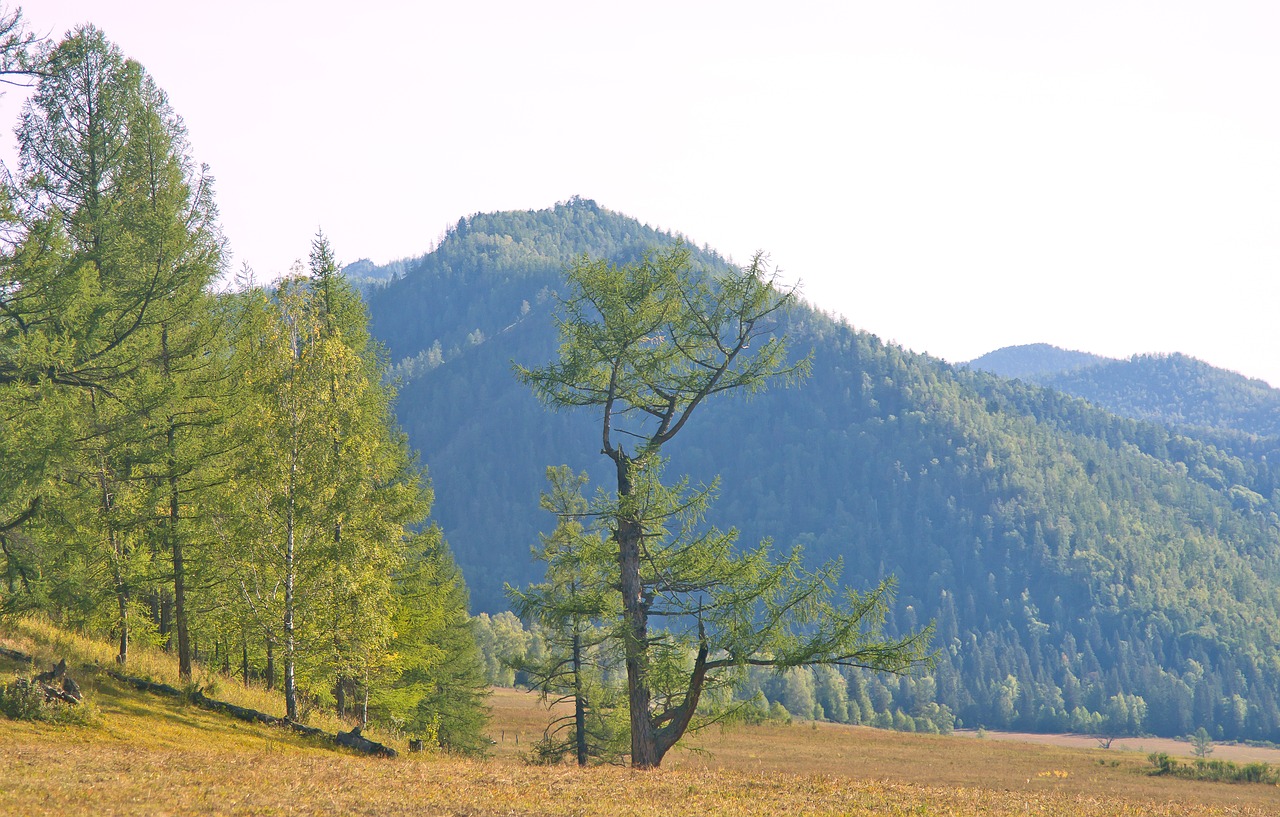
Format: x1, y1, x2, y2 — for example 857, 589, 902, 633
518, 243, 930, 768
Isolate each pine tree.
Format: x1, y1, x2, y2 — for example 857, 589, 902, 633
377, 531, 490, 753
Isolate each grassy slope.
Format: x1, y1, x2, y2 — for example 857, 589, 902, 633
3, 622, 1279, 816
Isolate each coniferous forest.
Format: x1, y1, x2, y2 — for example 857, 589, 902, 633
359, 199, 1280, 744
7, 17, 1280, 762
0, 24, 486, 751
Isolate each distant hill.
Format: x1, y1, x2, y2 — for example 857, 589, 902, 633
341, 257, 410, 291
357, 198, 1280, 743
1037, 353, 1280, 440
968, 345, 1280, 441
965, 344, 1112, 380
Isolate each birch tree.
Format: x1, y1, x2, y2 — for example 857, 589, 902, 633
229, 239, 427, 722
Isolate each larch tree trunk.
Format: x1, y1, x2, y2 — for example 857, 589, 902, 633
572, 626, 587, 767
611, 450, 662, 769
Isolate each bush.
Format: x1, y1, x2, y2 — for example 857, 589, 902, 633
0, 675, 95, 725
767, 701, 792, 724
0, 677, 46, 720
1148, 752, 1280, 785
523, 734, 570, 765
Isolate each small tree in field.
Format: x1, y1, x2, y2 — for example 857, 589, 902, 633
509, 466, 627, 767
509, 471, 629, 763
1191, 726, 1214, 758
517, 244, 931, 768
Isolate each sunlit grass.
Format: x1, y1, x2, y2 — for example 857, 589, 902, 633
4, 620, 1280, 815
0, 615, 380, 739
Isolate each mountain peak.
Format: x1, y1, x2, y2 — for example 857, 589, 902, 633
964, 343, 1112, 380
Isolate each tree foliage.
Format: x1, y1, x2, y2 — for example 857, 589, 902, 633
516, 244, 929, 767
0, 26, 486, 750
508, 466, 626, 766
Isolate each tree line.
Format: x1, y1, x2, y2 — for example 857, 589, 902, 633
0, 21, 486, 750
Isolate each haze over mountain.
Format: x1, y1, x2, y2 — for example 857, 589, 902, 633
356, 199, 1280, 742
1036, 353, 1280, 440
968, 344, 1280, 469
965, 344, 1113, 380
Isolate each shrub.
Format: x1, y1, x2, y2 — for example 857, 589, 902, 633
0, 675, 95, 725
1148, 752, 1280, 785
0, 677, 46, 720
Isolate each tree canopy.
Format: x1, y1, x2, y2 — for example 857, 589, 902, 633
0, 25, 487, 751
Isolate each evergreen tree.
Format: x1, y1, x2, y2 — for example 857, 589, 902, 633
509, 466, 626, 766
201, 266, 488, 744
517, 244, 930, 767
1, 27, 224, 673
378, 533, 489, 753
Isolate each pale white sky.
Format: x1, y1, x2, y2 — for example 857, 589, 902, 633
6, 1, 1279, 385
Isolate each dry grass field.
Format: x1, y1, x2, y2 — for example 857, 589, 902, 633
4, 620, 1280, 816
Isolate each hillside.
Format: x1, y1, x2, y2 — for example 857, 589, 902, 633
360, 198, 1280, 744
965, 343, 1113, 379
967, 346, 1280, 444
1035, 353, 1280, 440
969, 348, 1280, 481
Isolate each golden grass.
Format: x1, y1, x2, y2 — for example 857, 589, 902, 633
3, 738, 1275, 816
0, 616, 384, 739
485, 688, 1280, 815
4, 621, 1280, 816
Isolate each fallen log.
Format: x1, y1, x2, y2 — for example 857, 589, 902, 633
106, 669, 395, 757
335, 726, 398, 758
284, 720, 330, 740
190, 688, 277, 726
34, 658, 83, 703
3, 676, 80, 706
39, 681, 81, 705
105, 670, 184, 699
34, 657, 67, 684
0, 646, 34, 664
187, 688, 326, 738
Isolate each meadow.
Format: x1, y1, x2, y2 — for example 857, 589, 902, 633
3, 620, 1279, 816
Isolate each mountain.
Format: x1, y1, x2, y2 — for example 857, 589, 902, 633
342, 257, 410, 291
970, 347, 1280, 484
965, 344, 1112, 380
359, 198, 1280, 742
968, 345, 1280, 442
1035, 353, 1280, 441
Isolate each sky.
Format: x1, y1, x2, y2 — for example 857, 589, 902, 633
5, 1, 1279, 385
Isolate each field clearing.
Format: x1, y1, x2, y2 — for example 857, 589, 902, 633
4, 624, 1280, 815
953, 728, 1280, 765
488, 688, 1280, 815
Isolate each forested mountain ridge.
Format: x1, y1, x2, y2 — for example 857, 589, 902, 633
968, 346, 1280, 488
967, 345, 1280, 441
361, 197, 729, 382
359, 198, 1280, 742
965, 343, 1113, 380
1035, 352, 1280, 440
